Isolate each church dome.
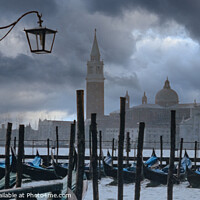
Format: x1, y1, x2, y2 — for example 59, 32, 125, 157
155, 78, 179, 107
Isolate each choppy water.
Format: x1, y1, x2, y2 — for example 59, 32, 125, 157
84, 177, 200, 200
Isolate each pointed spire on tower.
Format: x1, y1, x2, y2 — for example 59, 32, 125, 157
90, 28, 100, 61
142, 92, 147, 104
125, 91, 130, 109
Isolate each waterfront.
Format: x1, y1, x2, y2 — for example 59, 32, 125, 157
85, 177, 200, 200
1, 147, 200, 200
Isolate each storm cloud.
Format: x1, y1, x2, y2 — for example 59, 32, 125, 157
85, 0, 200, 40
0, 0, 200, 128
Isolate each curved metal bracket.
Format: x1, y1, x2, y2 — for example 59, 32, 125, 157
0, 11, 42, 41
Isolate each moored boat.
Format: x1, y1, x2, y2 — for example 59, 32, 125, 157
143, 164, 179, 185
0, 148, 17, 180
187, 167, 200, 188
103, 159, 136, 183
143, 150, 179, 185
22, 153, 61, 181
53, 162, 68, 178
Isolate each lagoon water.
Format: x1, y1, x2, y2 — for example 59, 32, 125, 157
83, 148, 200, 200
85, 178, 200, 200
1, 147, 200, 200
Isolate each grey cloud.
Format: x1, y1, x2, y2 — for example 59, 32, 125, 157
1, 0, 200, 124
0, 0, 58, 17
0, 52, 84, 114
0, 53, 84, 86
104, 73, 142, 112
85, 0, 200, 40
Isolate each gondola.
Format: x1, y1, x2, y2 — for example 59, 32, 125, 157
161, 150, 192, 181
144, 149, 159, 168
186, 167, 200, 188
178, 150, 192, 181
180, 150, 192, 171
0, 161, 6, 180
143, 164, 179, 185
22, 153, 61, 181
22, 163, 60, 181
103, 159, 137, 183
53, 162, 68, 178
103, 149, 160, 183
0, 172, 16, 190
143, 150, 180, 185
162, 150, 192, 174
52, 147, 77, 178
0, 148, 17, 180
103, 151, 137, 183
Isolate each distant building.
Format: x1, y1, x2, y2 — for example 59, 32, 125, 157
85, 31, 200, 150
0, 120, 73, 147
0, 123, 37, 146
87, 78, 199, 149
38, 119, 73, 145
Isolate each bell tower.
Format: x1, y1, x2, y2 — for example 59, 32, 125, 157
142, 92, 147, 104
86, 29, 105, 119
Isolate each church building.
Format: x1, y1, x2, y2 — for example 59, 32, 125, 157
85, 30, 200, 150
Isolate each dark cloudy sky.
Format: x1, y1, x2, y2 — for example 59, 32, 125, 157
1, 0, 200, 128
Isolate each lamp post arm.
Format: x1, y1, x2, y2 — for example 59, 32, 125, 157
0, 10, 42, 41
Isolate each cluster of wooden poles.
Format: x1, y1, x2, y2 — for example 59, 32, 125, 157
3, 123, 76, 199
4, 122, 24, 189
75, 90, 180, 200
2, 89, 186, 200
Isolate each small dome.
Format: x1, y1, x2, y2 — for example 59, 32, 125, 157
155, 78, 179, 107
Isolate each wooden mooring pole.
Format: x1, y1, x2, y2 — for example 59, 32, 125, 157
112, 138, 115, 167
16, 125, 24, 188
134, 122, 145, 200
118, 97, 126, 200
167, 110, 176, 200
126, 132, 130, 167
47, 138, 50, 166
75, 90, 85, 200
56, 126, 59, 164
194, 141, 197, 170
68, 122, 76, 190
14, 136, 16, 153
160, 135, 163, 168
89, 125, 92, 157
5, 122, 12, 189
134, 142, 136, 163
177, 138, 183, 179
91, 113, 99, 200
99, 130, 102, 179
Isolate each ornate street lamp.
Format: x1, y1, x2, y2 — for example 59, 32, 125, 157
0, 11, 57, 54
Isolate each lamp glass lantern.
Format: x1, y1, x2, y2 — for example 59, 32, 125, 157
24, 27, 57, 54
